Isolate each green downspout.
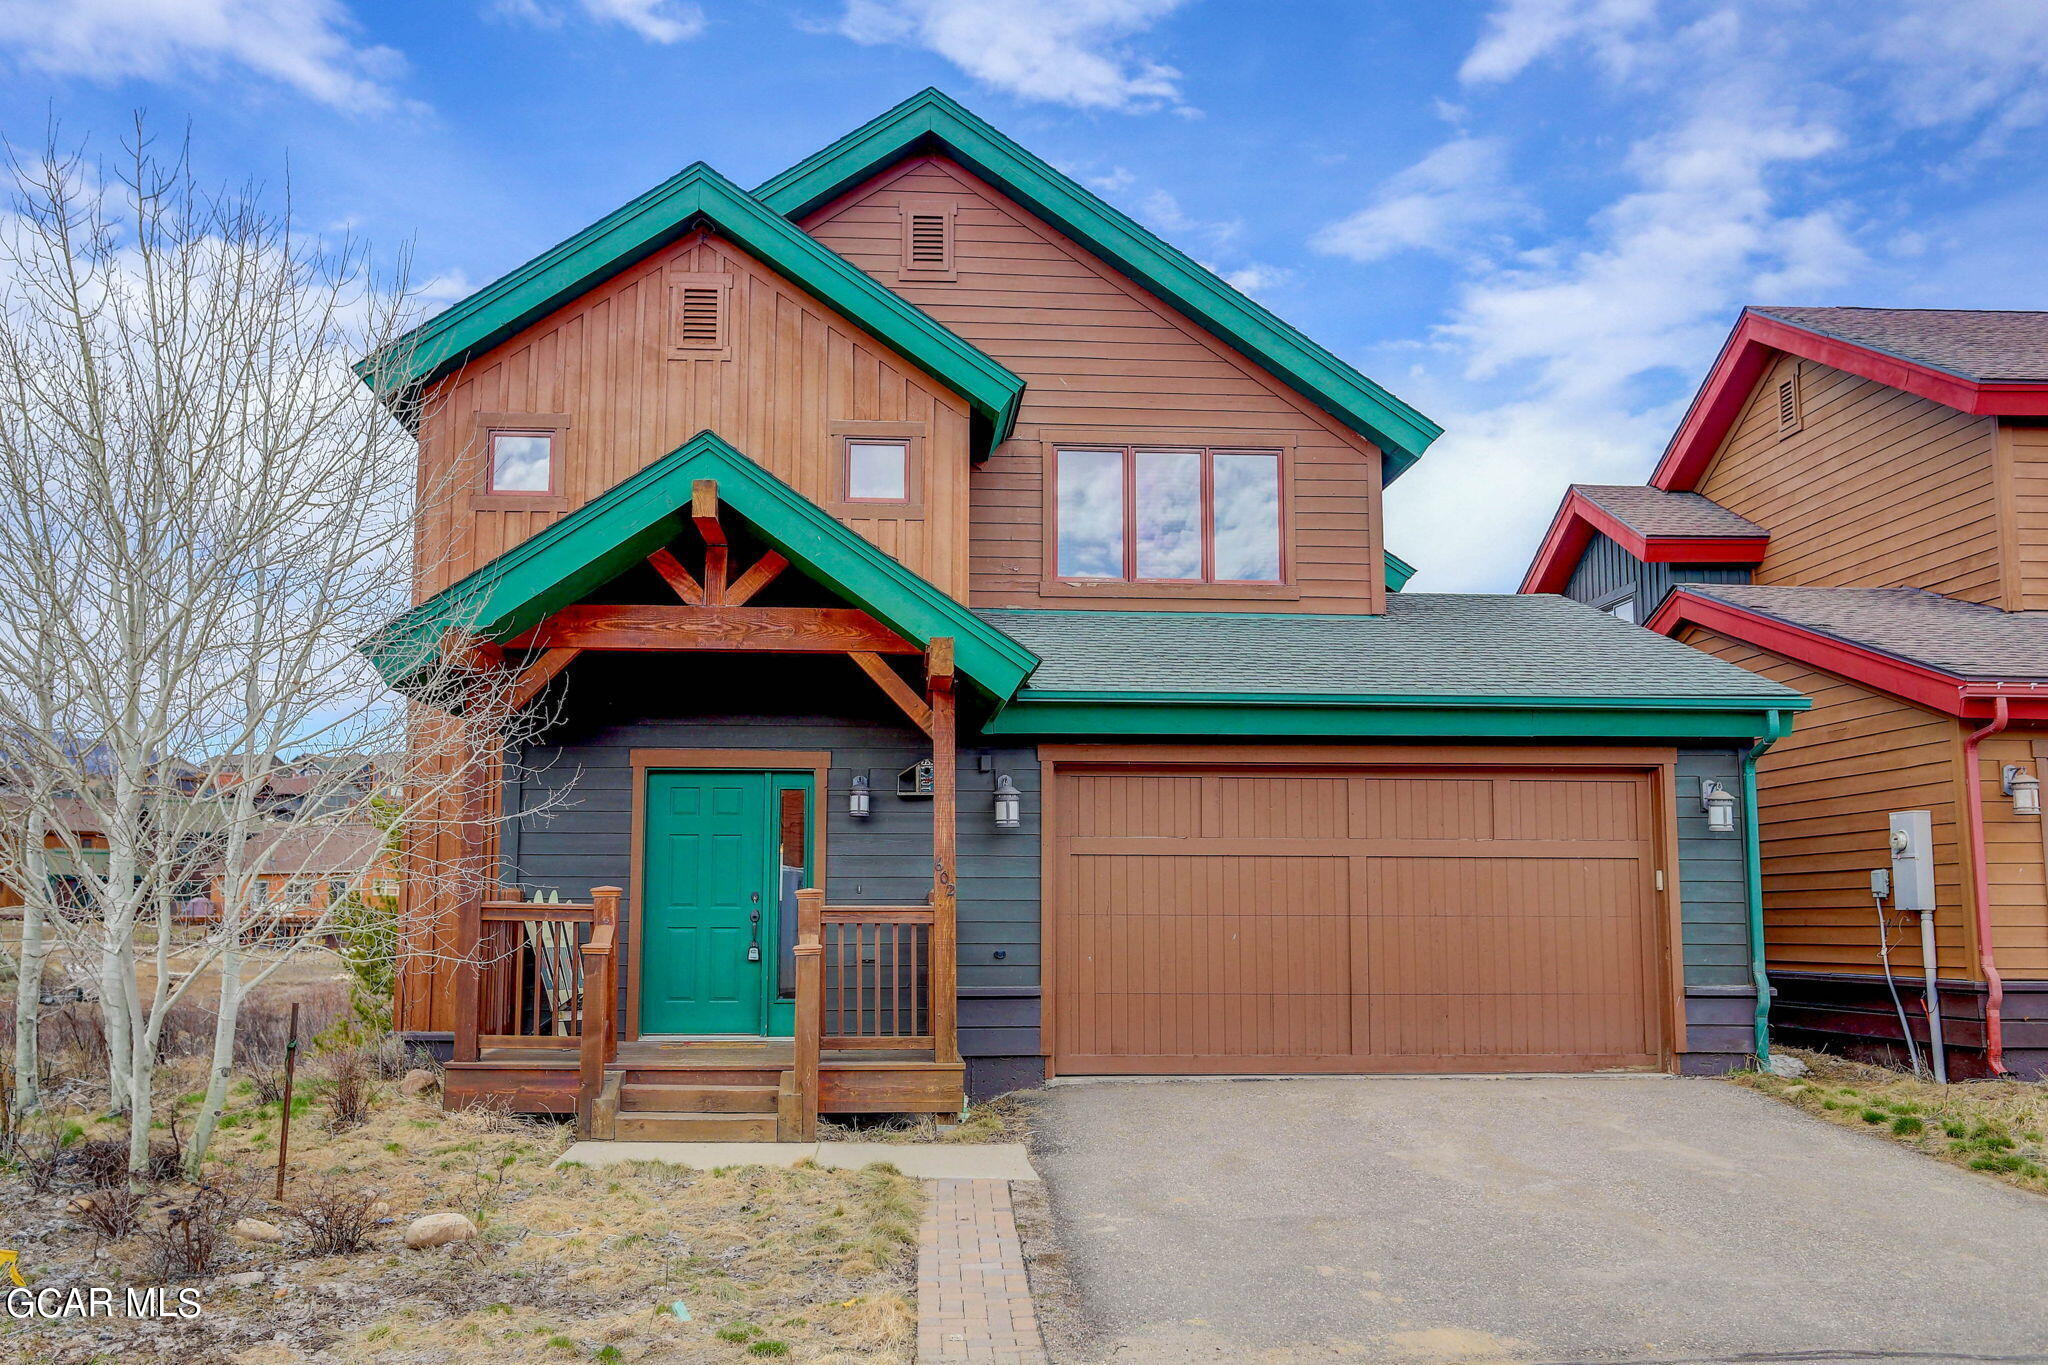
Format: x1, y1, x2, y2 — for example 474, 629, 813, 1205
1743, 710, 1791, 1063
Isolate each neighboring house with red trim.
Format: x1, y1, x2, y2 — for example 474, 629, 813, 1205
1523, 306, 2048, 1079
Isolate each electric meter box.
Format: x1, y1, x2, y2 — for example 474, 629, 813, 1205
1889, 810, 1936, 912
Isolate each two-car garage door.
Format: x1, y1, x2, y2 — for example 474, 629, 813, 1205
1048, 764, 1667, 1074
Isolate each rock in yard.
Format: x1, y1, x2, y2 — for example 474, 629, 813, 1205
222, 1271, 265, 1288
403, 1212, 477, 1249
398, 1069, 440, 1097
232, 1218, 285, 1244
65, 1194, 98, 1216
1764, 1053, 1811, 1079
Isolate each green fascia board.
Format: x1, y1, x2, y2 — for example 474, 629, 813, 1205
363, 429, 1039, 699
981, 693, 1807, 740
754, 89, 1443, 479
1384, 550, 1416, 592
355, 163, 1024, 454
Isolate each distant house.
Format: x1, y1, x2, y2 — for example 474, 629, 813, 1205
1523, 306, 2048, 1079
360, 90, 1803, 1140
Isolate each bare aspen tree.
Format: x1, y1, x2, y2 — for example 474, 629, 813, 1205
0, 123, 549, 1178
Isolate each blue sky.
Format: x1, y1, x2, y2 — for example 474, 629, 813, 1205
3, 0, 2046, 591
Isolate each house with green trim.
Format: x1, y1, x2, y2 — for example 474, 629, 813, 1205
368, 90, 1805, 1137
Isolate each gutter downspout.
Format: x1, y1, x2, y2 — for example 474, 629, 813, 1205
1742, 710, 1790, 1063
1962, 695, 2012, 1076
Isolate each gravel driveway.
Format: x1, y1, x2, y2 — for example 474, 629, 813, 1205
1030, 1074, 2048, 1363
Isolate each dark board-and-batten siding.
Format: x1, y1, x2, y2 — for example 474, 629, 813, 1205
1676, 746, 1761, 1073
1562, 529, 1754, 617
499, 653, 1041, 1091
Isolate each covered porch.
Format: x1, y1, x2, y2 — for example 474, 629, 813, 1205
370, 433, 1041, 1137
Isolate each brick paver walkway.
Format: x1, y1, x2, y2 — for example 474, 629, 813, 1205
917, 1177, 1048, 1363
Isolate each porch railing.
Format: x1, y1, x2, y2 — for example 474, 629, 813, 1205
820, 905, 935, 1049
466, 886, 620, 1054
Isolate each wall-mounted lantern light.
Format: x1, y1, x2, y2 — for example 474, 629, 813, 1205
1700, 778, 1738, 835
2004, 764, 2042, 817
849, 774, 871, 820
993, 774, 1021, 829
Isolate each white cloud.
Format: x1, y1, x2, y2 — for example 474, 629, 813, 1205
1459, 0, 1659, 85
583, 0, 703, 42
492, 0, 704, 42
0, 0, 405, 112
1217, 263, 1288, 296
836, 0, 1193, 112
497, 0, 712, 41
1315, 137, 1523, 263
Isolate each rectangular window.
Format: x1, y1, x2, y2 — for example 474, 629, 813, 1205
845, 440, 909, 501
1055, 446, 1283, 584
489, 430, 554, 494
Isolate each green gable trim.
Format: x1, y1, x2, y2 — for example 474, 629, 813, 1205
755, 89, 1443, 480
982, 695, 1804, 741
357, 163, 1024, 454
1384, 550, 1416, 592
363, 430, 1039, 700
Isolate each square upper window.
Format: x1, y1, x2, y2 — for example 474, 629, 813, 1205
845, 440, 909, 501
490, 430, 554, 494
1055, 445, 1282, 584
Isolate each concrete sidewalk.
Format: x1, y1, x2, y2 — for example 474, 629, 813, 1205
554, 1139, 1038, 1180
1034, 1074, 2048, 1362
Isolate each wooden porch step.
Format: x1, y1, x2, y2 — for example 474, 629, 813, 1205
620, 1083, 778, 1114
612, 1111, 780, 1142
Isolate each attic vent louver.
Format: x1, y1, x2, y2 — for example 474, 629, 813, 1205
679, 287, 720, 345
909, 214, 947, 266
1776, 368, 1802, 436
668, 272, 731, 359
897, 199, 956, 280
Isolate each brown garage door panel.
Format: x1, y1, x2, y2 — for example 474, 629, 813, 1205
1051, 767, 1665, 1075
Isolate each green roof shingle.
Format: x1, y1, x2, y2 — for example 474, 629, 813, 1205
981, 596, 1804, 704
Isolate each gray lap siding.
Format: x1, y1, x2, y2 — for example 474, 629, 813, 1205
499, 653, 1040, 1081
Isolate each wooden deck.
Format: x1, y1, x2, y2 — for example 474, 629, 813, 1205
445, 1036, 965, 1119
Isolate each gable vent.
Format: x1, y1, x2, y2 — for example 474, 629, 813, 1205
898, 199, 956, 280
678, 286, 721, 347
908, 214, 948, 266
1776, 368, 1802, 436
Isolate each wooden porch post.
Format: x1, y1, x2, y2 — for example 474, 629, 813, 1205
928, 638, 960, 1065
792, 887, 823, 1141
450, 720, 491, 1064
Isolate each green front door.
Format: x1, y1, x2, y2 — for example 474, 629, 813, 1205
640, 770, 810, 1036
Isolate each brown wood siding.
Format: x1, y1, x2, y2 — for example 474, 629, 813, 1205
1982, 733, 2048, 979
1676, 625, 1982, 979
1047, 762, 1664, 1073
412, 228, 974, 601
1697, 355, 2002, 604
2000, 423, 2048, 610
802, 156, 1385, 613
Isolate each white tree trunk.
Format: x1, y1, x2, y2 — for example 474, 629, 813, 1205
12, 896, 45, 1111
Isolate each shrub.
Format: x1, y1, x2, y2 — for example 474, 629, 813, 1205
329, 887, 399, 1034
292, 1178, 380, 1256
142, 1182, 254, 1279
323, 1047, 375, 1131
75, 1184, 147, 1242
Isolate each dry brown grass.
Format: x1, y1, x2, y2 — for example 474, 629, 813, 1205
818, 1092, 1035, 1146
1731, 1047, 2048, 1195
3, 1051, 923, 1363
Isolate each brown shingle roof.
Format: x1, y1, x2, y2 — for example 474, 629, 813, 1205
1753, 306, 2048, 384
1573, 485, 1768, 539
1687, 585, 2048, 679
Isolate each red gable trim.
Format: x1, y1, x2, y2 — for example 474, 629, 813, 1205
1519, 488, 1768, 595
1646, 589, 2048, 721
1652, 309, 2048, 492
